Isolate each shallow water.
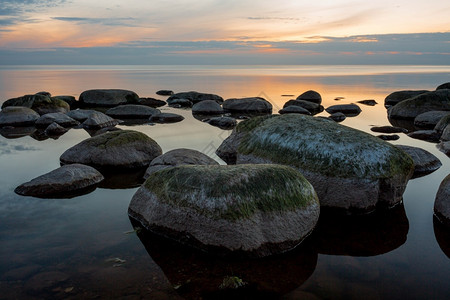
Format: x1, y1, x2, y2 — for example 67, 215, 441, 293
0, 65, 449, 299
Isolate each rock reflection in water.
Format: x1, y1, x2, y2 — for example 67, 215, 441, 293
433, 216, 450, 259
311, 204, 409, 256
388, 117, 416, 133
132, 219, 318, 300
0, 126, 36, 139
98, 169, 146, 189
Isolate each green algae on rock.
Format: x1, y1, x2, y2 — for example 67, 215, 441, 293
129, 164, 320, 257
216, 114, 414, 213
60, 130, 162, 170
2, 94, 70, 115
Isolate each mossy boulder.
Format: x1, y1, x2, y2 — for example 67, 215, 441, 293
60, 130, 162, 170
79, 89, 139, 107
216, 114, 414, 213
129, 164, 320, 257
434, 174, 450, 227
0, 106, 40, 127
2, 94, 70, 115
388, 90, 450, 119
14, 164, 104, 198
144, 148, 219, 179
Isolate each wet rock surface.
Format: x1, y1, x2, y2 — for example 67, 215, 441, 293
396, 145, 442, 178
1, 94, 70, 115
35, 112, 80, 128
192, 100, 224, 115
167, 91, 223, 104
388, 89, 450, 119
0, 106, 40, 127
105, 104, 160, 119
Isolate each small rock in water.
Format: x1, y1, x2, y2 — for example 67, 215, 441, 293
370, 126, 408, 134
149, 113, 184, 123
407, 130, 441, 142
377, 134, 400, 141
329, 112, 346, 122
278, 106, 311, 115
325, 104, 361, 116
357, 99, 377, 106
156, 90, 174, 96
203, 116, 237, 129
296, 90, 322, 105
45, 122, 69, 136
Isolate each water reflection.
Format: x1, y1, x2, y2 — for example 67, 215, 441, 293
433, 216, 450, 259
132, 220, 318, 299
0, 126, 36, 139
311, 204, 409, 256
98, 169, 146, 189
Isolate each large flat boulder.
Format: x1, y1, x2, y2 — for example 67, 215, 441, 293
79, 89, 139, 107
2, 94, 70, 115
0, 106, 40, 127
129, 164, 320, 257
434, 174, 450, 227
388, 89, 450, 119
60, 130, 162, 170
14, 164, 104, 198
216, 114, 414, 213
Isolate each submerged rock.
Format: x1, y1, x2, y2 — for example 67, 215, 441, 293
357, 99, 377, 106
384, 90, 429, 107
296, 90, 322, 104
144, 148, 219, 178
434, 174, 450, 227
167, 91, 223, 104
79, 89, 139, 107
396, 145, 442, 178
216, 114, 414, 213
14, 164, 104, 198
388, 89, 450, 119
192, 100, 224, 115
0, 106, 40, 127
223, 97, 272, 113
414, 111, 450, 129
60, 130, 162, 170
129, 164, 320, 257
35, 112, 79, 128
2, 94, 70, 115
105, 104, 160, 119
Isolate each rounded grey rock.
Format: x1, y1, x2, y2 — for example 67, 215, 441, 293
278, 106, 311, 115
296, 90, 322, 104
414, 111, 450, 129
434, 174, 450, 227
105, 104, 160, 119
0, 106, 40, 127
396, 145, 442, 178
79, 89, 139, 107
35, 112, 79, 128
223, 97, 272, 113
192, 100, 224, 114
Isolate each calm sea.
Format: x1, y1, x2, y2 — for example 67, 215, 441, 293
0, 65, 449, 299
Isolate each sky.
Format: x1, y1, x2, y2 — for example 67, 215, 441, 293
0, 0, 449, 65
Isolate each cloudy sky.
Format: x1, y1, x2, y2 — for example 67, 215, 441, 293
0, 0, 449, 64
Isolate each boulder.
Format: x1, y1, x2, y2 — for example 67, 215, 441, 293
14, 164, 104, 198
370, 126, 408, 134
388, 89, 450, 119
216, 114, 414, 213
156, 90, 174, 96
434, 174, 450, 227
44, 122, 69, 136
167, 98, 193, 108
203, 116, 237, 130
1, 94, 70, 115
384, 90, 429, 107
81, 111, 120, 129
414, 111, 450, 129
441, 124, 450, 141
78, 89, 139, 107
66, 109, 97, 122
283, 100, 322, 114
167, 91, 223, 104
223, 97, 272, 113
407, 130, 441, 142
396, 145, 442, 178
53, 95, 78, 109
105, 104, 160, 119
434, 115, 450, 135
149, 113, 184, 123
436, 83, 450, 90
437, 141, 450, 157
138, 97, 166, 108
35, 112, 79, 128
296, 90, 322, 104
129, 164, 320, 257
144, 148, 219, 178
0, 106, 40, 127
278, 106, 311, 115
192, 100, 224, 115
325, 104, 361, 116
60, 130, 162, 170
